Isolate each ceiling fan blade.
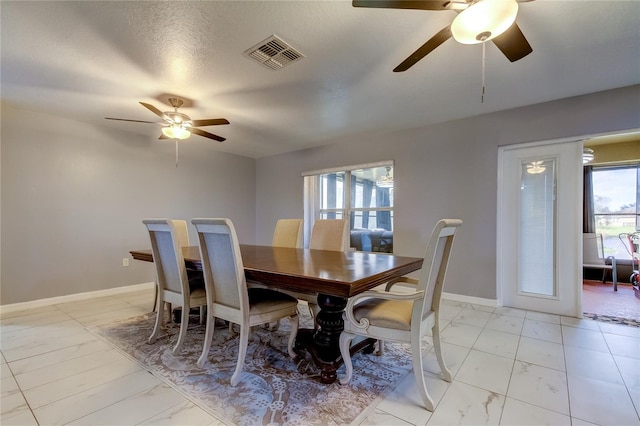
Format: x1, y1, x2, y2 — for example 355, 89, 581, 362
394, 25, 452, 72
491, 22, 533, 62
105, 117, 158, 124
353, 0, 451, 11
190, 118, 230, 127
190, 127, 226, 142
139, 102, 169, 121
159, 133, 169, 140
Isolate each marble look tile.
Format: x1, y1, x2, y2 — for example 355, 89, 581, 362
439, 303, 466, 322
32, 370, 162, 425
427, 381, 504, 425
472, 328, 520, 359
452, 308, 493, 327
614, 354, 640, 390
65, 383, 186, 425
24, 357, 142, 408
560, 316, 600, 331
499, 397, 571, 426
561, 325, 609, 353
139, 401, 225, 426
8, 339, 111, 375
440, 322, 483, 348
2, 330, 97, 363
359, 408, 414, 426
15, 348, 126, 391
0, 305, 60, 321
455, 350, 513, 395
493, 306, 527, 318
1, 320, 87, 353
568, 374, 640, 426
1, 374, 20, 398
485, 313, 525, 335
0, 310, 74, 335
570, 418, 600, 426
0, 407, 39, 426
516, 336, 565, 371
521, 319, 562, 344
525, 311, 561, 324
598, 321, 640, 338
376, 370, 446, 425
507, 361, 569, 415
564, 346, 624, 386
603, 332, 640, 359
467, 304, 496, 313
0, 391, 29, 416
74, 305, 150, 327
422, 342, 471, 378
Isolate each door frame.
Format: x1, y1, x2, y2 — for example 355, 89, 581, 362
497, 137, 584, 317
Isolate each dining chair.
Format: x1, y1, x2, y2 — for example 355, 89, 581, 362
339, 218, 462, 411
151, 219, 190, 313
272, 218, 304, 248
583, 232, 618, 291
144, 219, 207, 354
191, 218, 299, 386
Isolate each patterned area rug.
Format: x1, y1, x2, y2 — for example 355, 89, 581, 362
583, 312, 640, 328
90, 308, 413, 425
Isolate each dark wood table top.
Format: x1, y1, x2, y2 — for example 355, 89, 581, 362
130, 244, 423, 298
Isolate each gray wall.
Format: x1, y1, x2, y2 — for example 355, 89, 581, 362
256, 85, 640, 300
1, 102, 256, 305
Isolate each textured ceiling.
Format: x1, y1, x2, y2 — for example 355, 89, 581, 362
2, 1, 639, 158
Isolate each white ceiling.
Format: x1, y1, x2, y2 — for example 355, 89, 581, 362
2, 1, 639, 159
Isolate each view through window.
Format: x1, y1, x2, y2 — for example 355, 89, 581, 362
592, 164, 640, 259
305, 163, 394, 253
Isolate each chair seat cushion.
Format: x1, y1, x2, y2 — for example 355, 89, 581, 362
248, 288, 298, 314
353, 298, 413, 330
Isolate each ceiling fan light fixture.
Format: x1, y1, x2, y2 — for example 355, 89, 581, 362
162, 125, 191, 140
376, 166, 394, 188
451, 0, 519, 44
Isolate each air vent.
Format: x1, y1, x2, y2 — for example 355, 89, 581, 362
244, 35, 305, 70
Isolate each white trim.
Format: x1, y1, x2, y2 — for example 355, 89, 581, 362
301, 160, 393, 177
0, 282, 155, 314
442, 292, 497, 307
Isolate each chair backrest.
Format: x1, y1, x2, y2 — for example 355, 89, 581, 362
272, 219, 303, 248
583, 232, 606, 265
415, 219, 463, 321
143, 219, 190, 296
309, 219, 349, 251
191, 218, 247, 312
173, 219, 190, 247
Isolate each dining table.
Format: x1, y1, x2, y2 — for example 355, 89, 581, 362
130, 244, 423, 383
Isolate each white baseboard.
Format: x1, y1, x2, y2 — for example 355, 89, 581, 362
0, 282, 155, 315
442, 292, 497, 307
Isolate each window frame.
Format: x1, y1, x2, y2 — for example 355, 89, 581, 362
303, 161, 394, 250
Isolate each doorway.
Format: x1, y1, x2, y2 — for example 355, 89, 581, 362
497, 139, 583, 317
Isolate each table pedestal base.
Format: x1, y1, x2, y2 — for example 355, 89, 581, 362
294, 293, 377, 384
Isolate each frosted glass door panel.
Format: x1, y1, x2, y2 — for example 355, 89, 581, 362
519, 159, 556, 297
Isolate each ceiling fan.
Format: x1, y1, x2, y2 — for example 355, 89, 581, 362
105, 97, 229, 142
353, 0, 534, 72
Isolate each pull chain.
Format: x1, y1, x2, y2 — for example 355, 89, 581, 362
481, 41, 486, 103
175, 140, 179, 168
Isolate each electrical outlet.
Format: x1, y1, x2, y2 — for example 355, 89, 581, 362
122, 258, 129, 267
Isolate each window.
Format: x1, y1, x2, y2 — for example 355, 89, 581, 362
304, 162, 394, 252
592, 164, 640, 259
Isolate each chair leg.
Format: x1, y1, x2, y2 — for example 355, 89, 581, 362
148, 297, 164, 344
433, 323, 452, 382
411, 337, 435, 411
199, 306, 205, 325
152, 282, 158, 312
172, 304, 190, 354
287, 314, 299, 358
197, 313, 215, 368
376, 340, 385, 356
338, 332, 355, 385
231, 325, 249, 386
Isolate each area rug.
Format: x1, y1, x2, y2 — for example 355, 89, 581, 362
89, 308, 414, 426
583, 312, 640, 328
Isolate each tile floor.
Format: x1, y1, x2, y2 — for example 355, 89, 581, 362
1, 288, 639, 426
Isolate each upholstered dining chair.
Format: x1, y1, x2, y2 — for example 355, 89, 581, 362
191, 218, 299, 386
151, 219, 190, 313
272, 218, 304, 248
339, 218, 462, 411
144, 219, 207, 354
